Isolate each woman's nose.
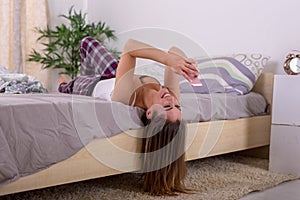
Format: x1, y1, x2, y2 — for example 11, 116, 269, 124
167, 96, 175, 105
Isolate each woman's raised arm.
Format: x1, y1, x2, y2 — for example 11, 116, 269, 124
115, 39, 198, 84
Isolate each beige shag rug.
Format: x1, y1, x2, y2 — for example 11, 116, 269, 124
1, 155, 299, 200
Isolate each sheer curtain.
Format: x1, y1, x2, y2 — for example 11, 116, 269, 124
0, 0, 52, 90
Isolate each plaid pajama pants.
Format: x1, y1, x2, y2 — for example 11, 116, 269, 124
58, 36, 118, 96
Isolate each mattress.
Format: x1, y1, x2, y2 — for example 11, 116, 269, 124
181, 92, 268, 122
0, 92, 268, 187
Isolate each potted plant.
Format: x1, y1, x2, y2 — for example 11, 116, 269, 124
28, 6, 119, 78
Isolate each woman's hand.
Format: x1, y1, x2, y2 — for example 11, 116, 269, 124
166, 51, 199, 82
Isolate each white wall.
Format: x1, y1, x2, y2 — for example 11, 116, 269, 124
47, 0, 87, 27
48, 0, 300, 74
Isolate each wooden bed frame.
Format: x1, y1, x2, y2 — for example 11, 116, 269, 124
0, 73, 274, 196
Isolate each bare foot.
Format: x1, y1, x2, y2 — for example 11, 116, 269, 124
57, 74, 68, 86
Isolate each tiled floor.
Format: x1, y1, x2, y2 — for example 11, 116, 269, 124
240, 179, 300, 200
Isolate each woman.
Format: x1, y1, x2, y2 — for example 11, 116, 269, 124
58, 36, 198, 195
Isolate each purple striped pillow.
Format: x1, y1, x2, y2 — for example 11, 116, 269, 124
180, 53, 270, 95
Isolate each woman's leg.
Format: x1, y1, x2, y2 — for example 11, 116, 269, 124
58, 37, 118, 95
58, 74, 104, 96
80, 36, 119, 76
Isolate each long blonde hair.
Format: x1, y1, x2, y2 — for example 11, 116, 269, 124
141, 112, 188, 196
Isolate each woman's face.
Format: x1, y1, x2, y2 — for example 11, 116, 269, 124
146, 86, 182, 122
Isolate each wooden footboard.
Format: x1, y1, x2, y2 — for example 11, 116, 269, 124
0, 73, 273, 196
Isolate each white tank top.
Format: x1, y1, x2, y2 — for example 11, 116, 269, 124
92, 78, 115, 101
92, 78, 137, 106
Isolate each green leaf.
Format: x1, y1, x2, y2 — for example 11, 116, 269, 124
27, 6, 119, 78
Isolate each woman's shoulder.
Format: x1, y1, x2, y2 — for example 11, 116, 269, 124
111, 75, 159, 105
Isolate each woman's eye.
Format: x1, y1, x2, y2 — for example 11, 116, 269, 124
175, 105, 181, 111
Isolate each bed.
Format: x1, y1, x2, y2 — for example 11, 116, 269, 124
0, 70, 274, 196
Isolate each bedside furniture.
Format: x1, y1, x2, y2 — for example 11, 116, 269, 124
269, 75, 300, 175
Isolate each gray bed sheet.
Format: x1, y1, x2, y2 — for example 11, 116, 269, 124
0, 92, 268, 187
181, 92, 268, 122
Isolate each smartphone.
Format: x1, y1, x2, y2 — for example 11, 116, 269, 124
189, 74, 202, 86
